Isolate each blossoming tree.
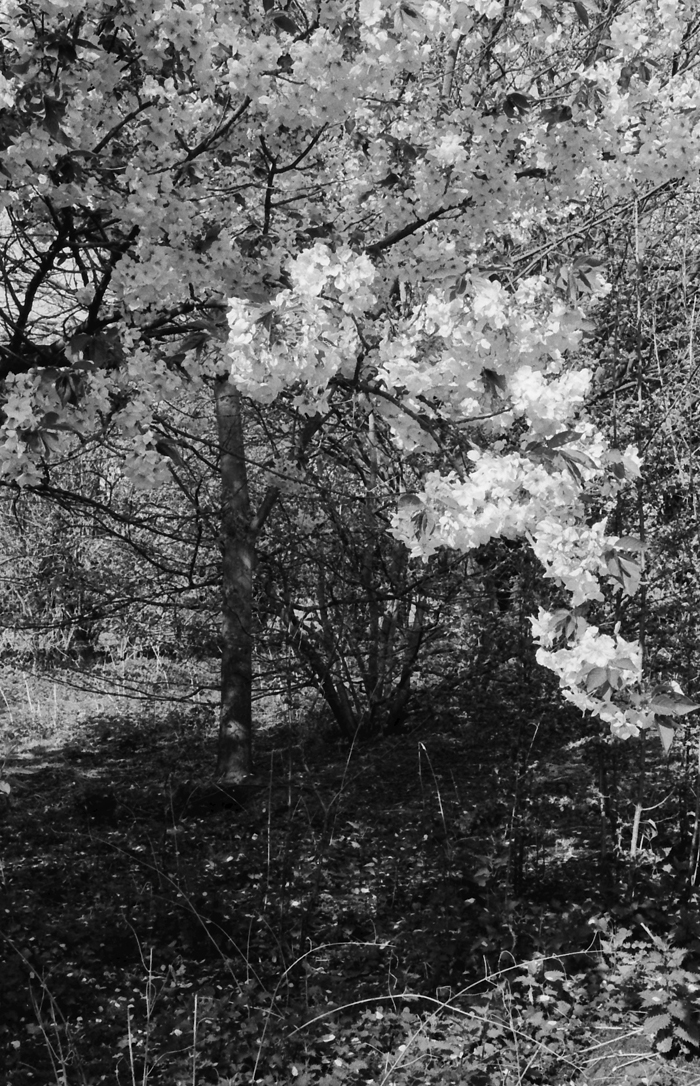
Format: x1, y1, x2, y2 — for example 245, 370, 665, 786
1, 0, 699, 775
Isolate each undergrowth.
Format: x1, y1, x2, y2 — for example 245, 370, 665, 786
2, 705, 700, 1085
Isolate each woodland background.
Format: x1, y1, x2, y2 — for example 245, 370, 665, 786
2, 0, 700, 1083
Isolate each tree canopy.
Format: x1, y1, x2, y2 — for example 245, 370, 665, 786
1, 0, 700, 752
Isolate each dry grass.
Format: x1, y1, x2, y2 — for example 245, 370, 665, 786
0, 658, 218, 755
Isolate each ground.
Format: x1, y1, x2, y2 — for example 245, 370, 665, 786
1, 672, 700, 1085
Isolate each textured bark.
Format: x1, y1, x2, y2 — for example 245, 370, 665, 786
215, 377, 254, 781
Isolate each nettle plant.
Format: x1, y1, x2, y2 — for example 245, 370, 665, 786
0, 0, 699, 754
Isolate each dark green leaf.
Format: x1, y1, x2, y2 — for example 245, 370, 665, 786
542, 105, 573, 128
481, 368, 507, 396
546, 429, 582, 449
573, 1, 590, 28
504, 92, 533, 118
271, 12, 299, 34
155, 438, 185, 468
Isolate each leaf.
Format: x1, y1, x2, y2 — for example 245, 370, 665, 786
615, 536, 646, 553
615, 556, 641, 596
573, 1, 590, 28
585, 666, 608, 691
398, 493, 423, 513
558, 452, 585, 485
263, 0, 275, 9
515, 165, 548, 179
481, 368, 507, 396
0, 780, 10, 796
504, 92, 533, 118
562, 448, 596, 469
644, 1011, 672, 1035
546, 429, 582, 449
65, 333, 93, 362
542, 105, 573, 129
615, 658, 638, 671
657, 722, 676, 754
155, 439, 185, 468
650, 693, 700, 716
606, 669, 625, 690
43, 96, 71, 144
398, 2, 427, 33
270, 12, 299, 34
605, 553, 621, 579
573, 255, 604, 270
676, 1018, 700, 1044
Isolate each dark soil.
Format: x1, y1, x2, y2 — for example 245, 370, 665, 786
0, 706, 678, 1084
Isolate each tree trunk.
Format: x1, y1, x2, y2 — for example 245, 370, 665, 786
215, 377, 254, 781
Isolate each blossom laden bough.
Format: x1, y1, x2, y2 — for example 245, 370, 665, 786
1, 0, 699, 753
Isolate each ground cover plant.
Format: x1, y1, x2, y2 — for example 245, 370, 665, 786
4, 692, 700, 1086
